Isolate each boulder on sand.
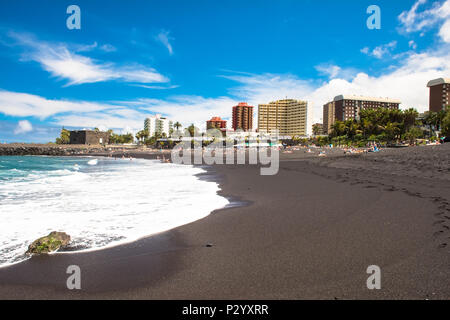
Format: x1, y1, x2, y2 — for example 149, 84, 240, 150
26, 231, 71, 255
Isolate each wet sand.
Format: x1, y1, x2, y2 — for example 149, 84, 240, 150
0, 144, 449, 299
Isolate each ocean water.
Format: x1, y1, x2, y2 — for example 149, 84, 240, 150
0, 156, 229, 267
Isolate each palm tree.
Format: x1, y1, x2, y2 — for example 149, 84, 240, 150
312, 124, 322, 136
331, 121, 346, 137
441, 107, 450, 136
135, 130, 149, 143
174, 122, 182, 131
436, 109, 447, 132
423, 111, 437, 137
402, 108, 418, 132
187, 124, 197, 137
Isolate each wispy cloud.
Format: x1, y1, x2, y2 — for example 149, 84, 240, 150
360, 41, 397, 59
398, 0, 450, 42
315, 64, 341, 78
155, 30, 174, 55
6, 32, 168, 86
75, 42, 117, 53
132, 84, 180, 90
314, 63, 358, 80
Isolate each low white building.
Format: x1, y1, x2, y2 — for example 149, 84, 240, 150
144, 115, 173, 137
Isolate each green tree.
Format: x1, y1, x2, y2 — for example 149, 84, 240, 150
312, 124, 322, 136
331, 121, 346, 137
344, 120, 360, 141
423, 111, 437, 137
186, 124, 199, 137
404, 127, 423, 145
436, 109, 447, 132
441, 107, 450, 136
109, 130, 134, 144
55, 128, 70, 144
402, 108, 419, 132
135, 130, 149, 143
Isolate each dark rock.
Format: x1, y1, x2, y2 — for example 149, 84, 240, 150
26, 231, 71, 255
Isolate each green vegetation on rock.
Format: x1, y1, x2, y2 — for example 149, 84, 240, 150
26, 231, 71, 255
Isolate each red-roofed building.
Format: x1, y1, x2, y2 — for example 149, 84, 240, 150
206, 117, 227, 130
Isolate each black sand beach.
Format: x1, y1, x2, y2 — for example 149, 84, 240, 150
0, 144, 449, 299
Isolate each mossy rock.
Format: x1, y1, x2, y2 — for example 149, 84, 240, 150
26, 232, 71, 255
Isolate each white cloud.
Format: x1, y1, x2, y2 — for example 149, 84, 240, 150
439, 19, 450, 42
398, 0, 431, 32
218, 46, 450, 124
315, 64, 358, 80
398, 0, 450, 43
0, 90, 151, 132
0, 89, 235, 132
0, 90, 112, 118
7, 32, 168, 85
361, 41, 397, 59
14, 120, 33, 134
315, 64, 341, 78
155, 30, 174, 55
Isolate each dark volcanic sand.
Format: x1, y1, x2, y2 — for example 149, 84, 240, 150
0, 144, 449, 299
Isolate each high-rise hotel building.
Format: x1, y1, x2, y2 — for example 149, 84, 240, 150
322, 95, 401, 134
258, 99, 312, 137
232, 102, 254, 131
427, 78, 450, 112
322, 101, 335, 135
333, 95, 401, 121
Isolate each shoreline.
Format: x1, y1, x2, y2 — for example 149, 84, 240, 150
0, 144, 449, 299
0, 153, 232, 270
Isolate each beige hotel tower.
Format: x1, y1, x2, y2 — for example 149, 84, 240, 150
258, 99, 312, 137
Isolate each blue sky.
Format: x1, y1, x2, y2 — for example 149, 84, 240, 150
0, 0, 449, 142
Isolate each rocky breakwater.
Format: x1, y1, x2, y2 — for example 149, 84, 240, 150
0, 144, 107, 156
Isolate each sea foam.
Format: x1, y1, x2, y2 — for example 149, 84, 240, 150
0, 156, 228, 267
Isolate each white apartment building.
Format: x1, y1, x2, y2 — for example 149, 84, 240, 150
144, 115, 173, 137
